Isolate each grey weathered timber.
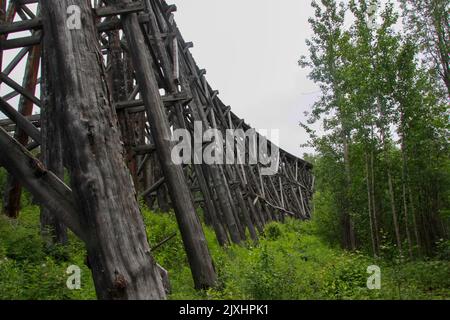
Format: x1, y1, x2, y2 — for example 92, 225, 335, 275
107, 30, 140, 187
0, 126, 83, 239
40, 49, 67, 245
40, 0, 165, 300
113, 0, 217, 289
2, 21, 41, 218
144, 1, 230, 246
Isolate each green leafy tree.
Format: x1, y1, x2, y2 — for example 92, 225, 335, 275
299, 0, 357, 250
400, 0, 450, 96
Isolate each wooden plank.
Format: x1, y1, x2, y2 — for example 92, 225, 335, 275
97, 13, 150, 32
140, 176, 165, 198
0, 113, 40, 127
3, 47, 30, 75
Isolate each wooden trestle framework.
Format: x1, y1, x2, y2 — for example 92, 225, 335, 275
0, 0, 313, 299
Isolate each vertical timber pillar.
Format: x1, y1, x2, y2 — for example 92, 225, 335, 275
40, 49, 68, 245
40, 0, 166, 299
114, 0, 217, 289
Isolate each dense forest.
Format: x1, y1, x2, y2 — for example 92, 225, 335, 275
299, 0, 449, 259
0, 0, 449, 300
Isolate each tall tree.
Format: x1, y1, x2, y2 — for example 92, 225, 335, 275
300, 0, 357, 250
301, 0, 449, 257
400, 0, 450, 96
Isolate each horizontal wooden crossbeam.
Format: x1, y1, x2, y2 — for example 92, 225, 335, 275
95, 2, 145, 17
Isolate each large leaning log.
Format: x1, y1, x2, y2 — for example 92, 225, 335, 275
0, 125, 173, 295
0, 126, 83, 239
113, 0, 217, 289
39, 0, 165, 300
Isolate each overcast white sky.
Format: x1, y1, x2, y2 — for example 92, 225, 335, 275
171, 0, 320, 157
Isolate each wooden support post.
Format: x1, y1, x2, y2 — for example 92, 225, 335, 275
107, 30, 139, 188
149, 1, 240, 245
116, 0, 217, 289
40, 0, 165, 300
2, 38, 40, 218
40, 47, 67, 245
189, 88, 243, 244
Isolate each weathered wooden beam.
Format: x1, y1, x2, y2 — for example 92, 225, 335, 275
176, 34, 243, 244
0, 113, 40, 127
3, 47, 30, 75
133, 144, 156, 155
95, 1, 144, 17
14, 0, 39, 4
97, 13, 150, 32
114, 92, 191, 110
0, 17, 41, 35
0, 14, 156, 40
0, 34, 41, 49
2, 35, 41, 219
41, 0, 165, 300
140, 176, 165, 198
0, 97, 41, 143
40, 50, 68, 244
0, 126, 84, 239
0, 72, 41, 107
150, 232, 177, 252
116, 0, 217, 289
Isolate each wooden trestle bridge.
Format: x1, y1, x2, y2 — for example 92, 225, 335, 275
0, 0, 313, 299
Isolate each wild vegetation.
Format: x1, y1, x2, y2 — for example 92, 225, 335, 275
0, 174, 448, 300
299, 0, 449, 258
0, 0, 448, 300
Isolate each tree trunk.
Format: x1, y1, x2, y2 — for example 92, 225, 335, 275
400, 141, 413, 259
409, 186, 422, 256
388, 171, 402, 256
343, 137, 356, 250
370, 148, 380, 253
365, 152, 377, 257
41, 0, 166, 299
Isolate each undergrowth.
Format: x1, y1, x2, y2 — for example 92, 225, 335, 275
0, 204, 448, 300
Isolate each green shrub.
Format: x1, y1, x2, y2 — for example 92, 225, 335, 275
0, 206, 96, 300
264, 223, 283, 241
0, 204, 448, 300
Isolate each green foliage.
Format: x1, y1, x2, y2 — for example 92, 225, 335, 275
143, 209, 187, 270
264, 222, 283, 241
300, 0, 450, 257
200, 218, 450, 300
0, 168, 6, 198
0, 205, 448, 300
0, 206, 95, 300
